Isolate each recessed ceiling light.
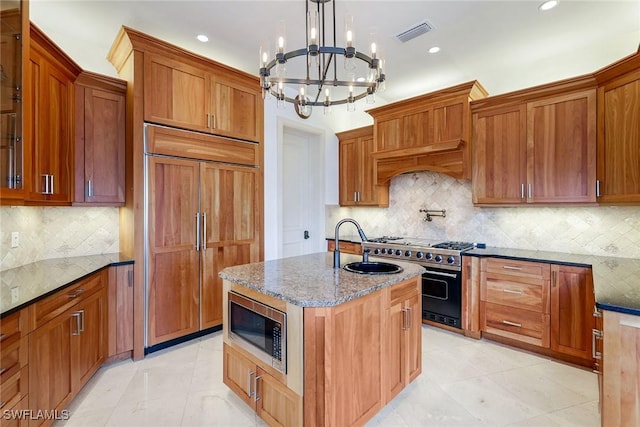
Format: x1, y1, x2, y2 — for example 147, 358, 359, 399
428, 46, 440, 54
539, 0, 559, 11
356, 77, 366, 82
197, 34, 209, 43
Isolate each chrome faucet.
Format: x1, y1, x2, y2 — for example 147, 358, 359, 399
333, 218, 368, 268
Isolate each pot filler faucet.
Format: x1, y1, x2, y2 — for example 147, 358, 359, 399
333, 218, 368, 268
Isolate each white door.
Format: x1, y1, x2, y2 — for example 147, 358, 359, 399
282, 127, 324, 258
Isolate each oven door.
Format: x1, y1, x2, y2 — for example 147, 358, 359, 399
422, 267, 462, 329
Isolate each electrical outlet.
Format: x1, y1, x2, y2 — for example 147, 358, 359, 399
11, 231, 19, 248
11, 287, 19, 303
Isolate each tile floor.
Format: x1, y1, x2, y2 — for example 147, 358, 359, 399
55, 326, 600, 427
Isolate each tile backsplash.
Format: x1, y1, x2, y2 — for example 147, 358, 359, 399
0, 207, 119, 271
326, 171, 640, 259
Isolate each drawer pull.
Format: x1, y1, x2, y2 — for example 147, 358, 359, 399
502, 266, 522, 271
0, 367, 6, 375
0, 333, 5, 341
502, 320, 522, 328
502, 289, 523, 295
67, 288, 85, 299
0, 401, 5, 409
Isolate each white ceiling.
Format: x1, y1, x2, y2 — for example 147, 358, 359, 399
29, 0, 640, 103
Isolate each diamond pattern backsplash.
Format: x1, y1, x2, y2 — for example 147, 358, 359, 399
326, 171, 640, 259
1, 207, 119, 271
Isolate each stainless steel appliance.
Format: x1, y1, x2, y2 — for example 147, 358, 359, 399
228, 292, 287, 373
362, 238, 474, 329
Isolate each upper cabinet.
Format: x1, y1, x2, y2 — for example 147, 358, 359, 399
367, 81, 488, 182
472, 78, 597, 205
595, 51, 640, 204
336, 125, 388, 207
143, 51, 262, 143
0, 2, 27, 204
74, 71, 126, 205
24, 23, 81, 205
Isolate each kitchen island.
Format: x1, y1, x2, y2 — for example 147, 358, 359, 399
219, 252, 424, 427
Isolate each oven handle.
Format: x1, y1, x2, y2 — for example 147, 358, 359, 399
423, 269, 458, 279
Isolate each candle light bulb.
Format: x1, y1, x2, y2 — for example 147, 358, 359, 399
371, 42, 377, 58
278, 36, 284, 51
346, 30, 353, 46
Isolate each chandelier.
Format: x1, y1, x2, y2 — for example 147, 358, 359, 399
259, 0, 386, 118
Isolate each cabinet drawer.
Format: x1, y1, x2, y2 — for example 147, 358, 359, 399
481, 276, 549, 313
327, 240, 362, 255
484, 258, 550, 280
32, 271, 104, 328
388, 278, 419, 306
481, 302, 550, 347
0, 311, 21, 343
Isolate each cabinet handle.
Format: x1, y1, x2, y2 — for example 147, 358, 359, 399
502, 266, 522, 271
127, 269, 133, 287
0, 401, 5, 409
42, 174, 54, 195
592, 328, 603, 360
206, 113, 210, 128
87, 179, 94, 198
353, 191, 357, 203
521, 183, 525, 200
502, 288, 523, 295
71, 312, 82, 336
406, 307, 412, 329
528, 183, 532, 199
67, 288, 85, 299
195, 213, 201, 251
402, 308, 408, 331
552, 270, 557, 287
0, 334, 5, 341
593, 306, 602, 318
202, 213, 207, 251
502, 320, 522, 328
79, 309, 85, 333
212, 114, 216, 129
247, 370, 255, 398
596, 180, 601, 197
0, 367, 6, 376
253, 375, 262, 402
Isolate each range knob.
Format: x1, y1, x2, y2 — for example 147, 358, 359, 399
404, 250, 412, 257
395, 249, 402, 256
374, 248, 381, 255
381, 248, 387, 254
447, 256, 456, 264
416, 252, 424, 259
425, 253, 433, 260
434, 255, 443, 263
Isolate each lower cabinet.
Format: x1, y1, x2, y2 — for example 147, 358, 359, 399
479, 257, 596, 367
28, 270, 107, 426
601, 310, 640, 426
0, 311, 29, 426
384, 280, 421, 403
108, 264, 134, 357
223, 343, 302, 427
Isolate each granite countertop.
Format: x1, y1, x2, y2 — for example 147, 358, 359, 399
465, 247, 640, 316
219, 252, 424, 307
1, 253, 133, 317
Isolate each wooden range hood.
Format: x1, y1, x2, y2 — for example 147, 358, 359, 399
367, 81, 488, 183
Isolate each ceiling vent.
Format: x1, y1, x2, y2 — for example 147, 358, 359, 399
395, 21, 433, 43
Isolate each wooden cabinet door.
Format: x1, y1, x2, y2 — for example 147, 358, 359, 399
433, 100, 465, 144
597, 71, 640, 203
147, 156, 201, 345
602, 310, 640, 426
26, 45, 75, 204
108, 264, 134, 356
28, 307, 73, 418
375, 117, 402, 152
472, 104, 527, 204
256, 367, 302, 427
338, 137, 358, 206
402, 110, 431, 149
384, 298, 405, 403
200, 162, 258, 329
550, 265, 595, 362
70, 286, 107, 392
357, 135, 378, 205
210, 75, 261, 142
405, 292, 422, 383
222, 343, 256, 409
75, 85, 125, 204
143, 53, 209, 132
527, 90, 596, 203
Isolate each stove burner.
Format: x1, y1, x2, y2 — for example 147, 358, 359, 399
431, 241, 475, 251
367, 236, 403, 243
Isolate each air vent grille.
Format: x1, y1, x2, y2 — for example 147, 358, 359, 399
395, 21, 433, 43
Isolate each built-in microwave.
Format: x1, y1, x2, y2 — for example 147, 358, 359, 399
228, 291, 287, 374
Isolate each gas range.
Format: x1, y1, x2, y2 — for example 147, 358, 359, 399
362, 238, 474, 271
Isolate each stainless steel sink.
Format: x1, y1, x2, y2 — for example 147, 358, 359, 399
343, 261, 403, 275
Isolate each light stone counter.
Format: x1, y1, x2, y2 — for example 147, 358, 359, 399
219, 252, 424, 307
465, 247, 640, 316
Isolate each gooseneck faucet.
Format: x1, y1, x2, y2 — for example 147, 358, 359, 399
333, 218, 368, 268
